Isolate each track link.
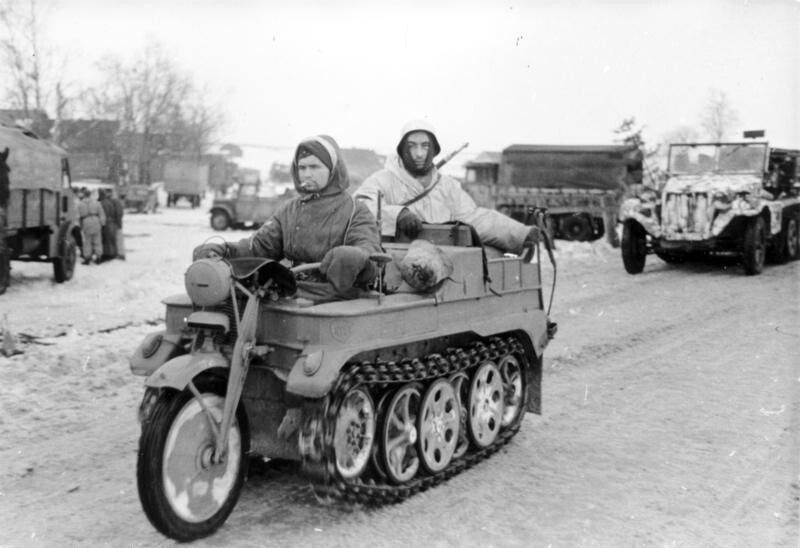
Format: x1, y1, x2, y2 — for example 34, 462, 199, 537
300, 336, 526, 505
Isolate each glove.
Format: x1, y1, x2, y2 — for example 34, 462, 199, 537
396, 207, 423, 239
192, 243, 227, 261
320, 246, 370, 293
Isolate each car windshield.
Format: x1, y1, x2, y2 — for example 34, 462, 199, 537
668, 143, 767, 174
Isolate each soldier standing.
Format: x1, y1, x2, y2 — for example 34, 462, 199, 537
77, 188, 106, 264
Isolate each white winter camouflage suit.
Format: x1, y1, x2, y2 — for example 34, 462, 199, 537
357, 139, 530, 254
356, 120, 531, 253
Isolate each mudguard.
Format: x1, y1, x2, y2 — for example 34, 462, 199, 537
144, 351, 229, 390
129, 331, 186, 376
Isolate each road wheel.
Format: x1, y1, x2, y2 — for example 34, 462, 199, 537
467, 362, 504, 448
499, 352, 527, 429
448, 372, 470, 459
559, 214, 594, 241
417, 379, 459, 474
53, 232, 77, 283
782, 214, 799, 262
380, 383, 421, 484
210, 211, 230, 231
621, 220, 647, 274
0, 236, 9, 295
332, 386, 375, 481
742, 216, 766, 275
137, 380, 248, 542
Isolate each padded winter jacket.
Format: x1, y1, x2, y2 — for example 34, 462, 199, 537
226, 136, 381, 299
357, 155, 530, 253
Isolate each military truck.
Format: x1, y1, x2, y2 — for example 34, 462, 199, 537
0, 124, 81, 295
209, 171, 291, 231
163, 158, 209, 208
618, 137, 799, 275
464, 145, 643, 245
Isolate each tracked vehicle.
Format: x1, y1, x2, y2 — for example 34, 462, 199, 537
130, 224, 555, 541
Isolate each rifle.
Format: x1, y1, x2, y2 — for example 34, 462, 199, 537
435, 142, 469, 170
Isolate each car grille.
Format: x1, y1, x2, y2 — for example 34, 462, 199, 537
662, 192, 712, 238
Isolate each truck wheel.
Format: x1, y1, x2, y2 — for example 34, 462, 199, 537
742, 216, 766, 275
621, 220, 647, 274
559, 214, 594, 241
137, 380, 249, 541
0, 238, 9, 295
210, 212, 230, 231
781, 215, 799, 262
53, 233, 77, 283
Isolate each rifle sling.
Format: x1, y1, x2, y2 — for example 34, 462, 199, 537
401, 173, 441, 208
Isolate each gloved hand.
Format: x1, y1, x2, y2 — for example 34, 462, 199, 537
396, 207, 423, 239
522, 225, 554, 254
192, 242, 228, 261
320, 246, 371, 293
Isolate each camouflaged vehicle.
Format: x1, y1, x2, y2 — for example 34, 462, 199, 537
619, 139, 799, 275
130, 224, 555, 541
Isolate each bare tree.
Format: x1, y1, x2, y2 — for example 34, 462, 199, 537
613, 117, 663, 186
86, 40, 224, 183
0, 0, 69, 136
662, 124, 700, 144
700, 88, 739, 141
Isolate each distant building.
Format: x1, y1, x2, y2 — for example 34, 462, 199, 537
0, 109, 53, 138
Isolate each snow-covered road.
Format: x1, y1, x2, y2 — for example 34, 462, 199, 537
1, 206, 798, 547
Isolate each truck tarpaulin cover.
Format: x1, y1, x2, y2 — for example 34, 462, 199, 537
0, 125, 65, 191
499, 145, 642, 192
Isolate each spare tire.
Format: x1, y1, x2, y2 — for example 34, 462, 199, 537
559, 214, 594, 241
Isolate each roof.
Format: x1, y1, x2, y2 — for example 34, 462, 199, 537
340, 147, 385, 184
465, 151, 501, 167
504, 144, 639, 154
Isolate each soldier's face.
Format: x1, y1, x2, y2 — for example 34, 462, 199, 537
297, 155, 331, 192
405, 132, 432, 169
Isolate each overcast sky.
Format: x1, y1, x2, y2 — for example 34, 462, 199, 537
25, 0, 800, 168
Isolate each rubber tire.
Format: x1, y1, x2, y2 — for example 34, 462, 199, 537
559, 214, 594, 241
137, 380, 249, 542
499, 349, 528, 430
53, 232, 77, 283
781, 215, 799, 262
621, 220, 647, 274
0, 237, 9, 295
742, 216, 767, 275
210, 211, 230, 231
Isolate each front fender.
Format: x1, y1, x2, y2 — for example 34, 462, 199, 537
130, 331, 186, 377
210, 205, 235, 219
145, 351, 229, 390
619, 197, 661, 237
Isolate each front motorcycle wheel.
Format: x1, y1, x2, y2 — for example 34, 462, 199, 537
136, 380, 249, 541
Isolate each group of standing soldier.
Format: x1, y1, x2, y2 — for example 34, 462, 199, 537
76, 187, 125, 264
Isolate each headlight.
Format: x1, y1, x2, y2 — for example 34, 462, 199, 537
184, 258, 233, 306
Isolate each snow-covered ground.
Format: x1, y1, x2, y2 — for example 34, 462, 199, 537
0, 205, 797, 547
